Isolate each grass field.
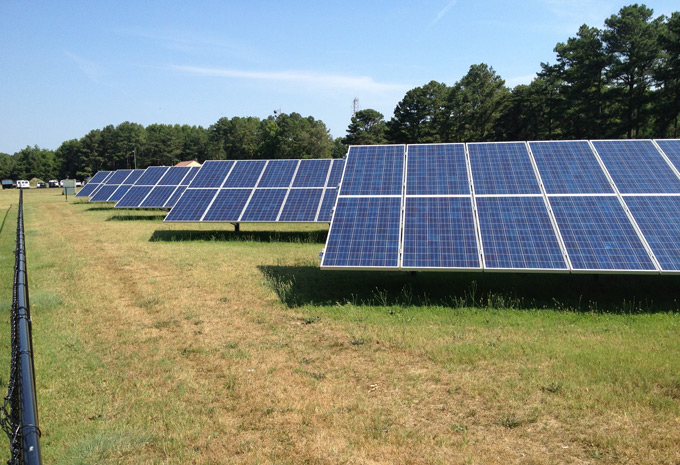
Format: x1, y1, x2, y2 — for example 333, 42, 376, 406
1, 188, 679, 464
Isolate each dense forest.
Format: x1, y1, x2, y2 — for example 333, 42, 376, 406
1, 4, 678, 181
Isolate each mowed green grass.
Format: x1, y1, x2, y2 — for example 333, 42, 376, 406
1, 188, 679, 464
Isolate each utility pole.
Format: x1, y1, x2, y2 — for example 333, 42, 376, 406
133, 147, 137, 170
352, 98, 359, 116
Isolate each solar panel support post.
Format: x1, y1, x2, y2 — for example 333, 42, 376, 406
232, 222, 240, 232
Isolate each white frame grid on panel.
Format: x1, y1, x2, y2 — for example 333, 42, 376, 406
90, 169, 144, 202
75, 171, 115, 198
114, 166, 170, 208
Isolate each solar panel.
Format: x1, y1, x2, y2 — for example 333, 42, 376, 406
165, 159, 340, 223
321, 197, 402, 268
655, 139, 680, 171
116, 186, 154, 207
339, 145, 404, 196
476, 196, 567, 270
550, 196, 656, 271
223, 160, 266, 187
292, 159, 332, 187
402, 197, 480, 269
624, 195, 680, 272
75, 171, 113, 197
134, 167, 170, 186
140, 186, 177, 208
406, 144, 469, 195
529, 141, 613, 194
258, 160, 299, 187
278, 189, 324, 222
592, 140, 680, 194
165, 189, 218, 222
322, 146, 404, 269
202, 189, 251, 222
468, 142, 540, 195
191, 161, 235, 188
240, 189, 287, 221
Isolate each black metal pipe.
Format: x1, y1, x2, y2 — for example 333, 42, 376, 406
14, 190, 42, 465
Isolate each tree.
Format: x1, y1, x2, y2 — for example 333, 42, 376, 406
552, 25, 612, 138
603, 4, 664, 137
446, 64, 510, 142
655, 12, 680, 137
387, 81, 449, 143
343, 109, 388, 145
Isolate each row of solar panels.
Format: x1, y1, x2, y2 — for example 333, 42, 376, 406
320, 139, 680, 274
75, 159, 344, 223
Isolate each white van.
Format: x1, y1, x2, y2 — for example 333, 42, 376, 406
16, 180, 30, 189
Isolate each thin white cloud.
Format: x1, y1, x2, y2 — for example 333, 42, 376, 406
171, 65, 409, 94
431, 0, 459, 27
505, 74, 537, 87
64, 51, 105, 82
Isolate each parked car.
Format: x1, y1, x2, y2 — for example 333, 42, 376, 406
75, 180, 82, 187
16, 180, 30, 189
48, 180, 59, 188
1, 179, 15, 189
36, 182, 47, 188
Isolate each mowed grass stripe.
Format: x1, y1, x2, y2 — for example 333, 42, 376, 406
1, 188, 679, 464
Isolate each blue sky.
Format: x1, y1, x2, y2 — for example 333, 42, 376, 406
1, 0, 678, 154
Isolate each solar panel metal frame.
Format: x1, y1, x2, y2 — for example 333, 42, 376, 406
89, 169, 146, 202
115, 166, 198, 209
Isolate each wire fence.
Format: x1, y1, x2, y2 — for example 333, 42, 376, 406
0, 190, 43, 465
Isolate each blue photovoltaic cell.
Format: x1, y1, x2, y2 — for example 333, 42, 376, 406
123, 169, 145, 185
406, 144, 469, 195
104, 170, 134, 185
625, 196, 680, 271
223, 160, 266, 188
327, 159, 345, 188
529, 141, 613, 194
90, 185, 118, 202
240, 189, 287, 221
158, 167, 190, 185
202, 189, 251, 221
278, 189, 323, 222
140, 186, 177, 208
468, 142, 540, 195
191, 161, 235, 188
87, 171, 113, 184
339, 145, 404, 196
181, 167, 200, 185
165, 189, 218, 221
317, 189, 338, 222
655, 139, 680, 171
135, 167, 169, 186
258, 160, 299, 187
108, 184, 133, 202
76, 171, 113, 197
592, 140, 680, 193
116, 186, 154, 207
477, 197, 567, 269
166, 186, 187, 208
292, 159, 332, 187
322, 197, 402, 268
550, 196, 655, 271
402, 197, 479, 269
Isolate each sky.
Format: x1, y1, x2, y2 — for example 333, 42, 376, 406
1, 0, 678, 155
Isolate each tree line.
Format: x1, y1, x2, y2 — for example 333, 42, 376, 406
1, 4, 677, 182
346, 4, 680, 145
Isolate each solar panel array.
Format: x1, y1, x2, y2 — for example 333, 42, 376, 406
88, 169, 146, 202
165, 158, 344, 223
115, 166, 200, 208
321, 139, 680, 274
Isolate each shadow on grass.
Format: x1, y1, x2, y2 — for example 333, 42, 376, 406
149, 229, 328, 244
259, 264, 680, 313
107, 214, 167, 222
83, 206, 116, 211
